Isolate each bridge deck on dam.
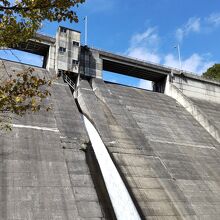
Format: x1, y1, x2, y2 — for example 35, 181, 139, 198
78, 78, 220, 220
14, 33, 55, 56
92, 48, 170, 81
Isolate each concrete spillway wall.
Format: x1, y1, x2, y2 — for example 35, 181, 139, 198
83, 116, 141, 220
173, 73, 220, 104
77, 77, 220, 219
166, 74, 220, 144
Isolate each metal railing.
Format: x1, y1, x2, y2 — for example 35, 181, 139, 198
63, 73, 75, 90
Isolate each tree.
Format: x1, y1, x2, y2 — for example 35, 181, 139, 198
0, 0, 85, 47
0, 66, 52, 130
202, 64, 220, 81
0, 0, 85, 130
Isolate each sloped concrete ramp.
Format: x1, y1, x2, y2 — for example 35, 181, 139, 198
1, 60, 220, 220
78, 78, 220, 220
190, 98, 220, 133
0, 61, 107, 220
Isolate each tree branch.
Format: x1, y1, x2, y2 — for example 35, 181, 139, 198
0, 2, 58, 11
0, 4, 19, 10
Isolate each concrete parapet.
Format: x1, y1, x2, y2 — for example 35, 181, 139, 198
173, 73, 220, 104
165, 76, 220, 144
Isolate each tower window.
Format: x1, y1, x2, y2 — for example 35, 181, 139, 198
60, 27, 67, 33
59, 47, 66, 53
73, 41, 79, 47
72, 59, 79, 65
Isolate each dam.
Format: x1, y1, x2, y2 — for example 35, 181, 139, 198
0, 26, 220, 219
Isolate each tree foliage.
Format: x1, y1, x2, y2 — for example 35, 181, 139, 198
0, 64, 54, 130
202, 64, 220, 81
0, 0, 85, 130
0, 0, 85, 47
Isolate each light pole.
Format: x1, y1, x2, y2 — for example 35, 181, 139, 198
174, 44, 182, 70
84, 16, 88, 45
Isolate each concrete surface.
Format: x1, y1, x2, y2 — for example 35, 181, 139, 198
173, 74, 220, 104
78, 77, 220, 220
165, 79, 220, 143
190, 98, 220, 133
0, 60, 106, 220
83, 116, 141, 220
1, 58, 220, 220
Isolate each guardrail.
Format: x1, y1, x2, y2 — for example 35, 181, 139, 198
63, 73, 75, 90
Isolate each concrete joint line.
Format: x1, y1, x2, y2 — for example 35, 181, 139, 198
154, 155, 175, 179
53, 82, 68, 86
12, 124, 59, 132
149, 139, 216, 149
80, 87, 92, 91
83, 115, 141, 220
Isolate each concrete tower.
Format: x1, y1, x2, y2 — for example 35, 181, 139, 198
55, 26, 81, 74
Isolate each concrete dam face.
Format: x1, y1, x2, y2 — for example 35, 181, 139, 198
1, 27, 220, 219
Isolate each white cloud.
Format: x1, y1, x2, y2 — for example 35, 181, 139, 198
127, 47, 160, 63
164, 54, 179, 68
175, 12, 220, 42
125, 27, 214, 75
185, 17, 201, 32
126, 27, 161, 63
176, 17, 201, 42
138, 79, 152, 90
130, 27, 159, 48
164, 53, 214, 74
124, 18, 216, 79
206, 13, 220, 27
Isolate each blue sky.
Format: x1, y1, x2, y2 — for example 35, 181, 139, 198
1, 0, 220, 89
